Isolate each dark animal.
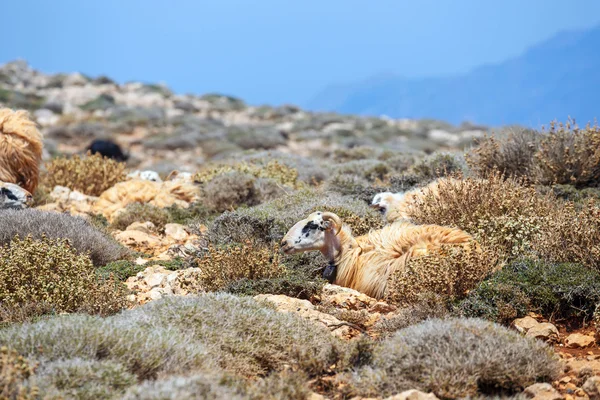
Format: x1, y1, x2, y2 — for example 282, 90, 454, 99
87, 139, 129, 162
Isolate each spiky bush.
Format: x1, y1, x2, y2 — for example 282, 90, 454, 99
43, 151, 126, 196
457, 259, 600, 326
0, 235, 128, 323
406, 172, 552, 261
0, 295, 346, 384
109, 202, 170, 232
410, 152, 465, 180
385, 241, 499, 305
535, 121, 600, 188
0, 347, 38, 400
0, 209, 130, 266
341, 318, 561, 399
194, 160, 299, 189
466, 128, 541, 180
194, 242, 286, 291
201, 171, 261, 212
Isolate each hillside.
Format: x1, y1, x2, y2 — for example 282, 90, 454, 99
308, 25, 600, 127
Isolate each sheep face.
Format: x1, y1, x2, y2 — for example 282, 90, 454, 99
0, 182, 34, 209
281, 211, 335, 254
370, 192, 395, 214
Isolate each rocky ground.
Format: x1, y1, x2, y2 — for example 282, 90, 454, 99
2, 59, 600, 400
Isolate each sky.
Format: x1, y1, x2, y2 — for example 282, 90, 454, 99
3, 0, 600, 107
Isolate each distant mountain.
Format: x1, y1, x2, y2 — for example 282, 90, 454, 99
308, 25, 600, 127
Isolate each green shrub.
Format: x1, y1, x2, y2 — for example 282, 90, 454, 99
0, 209, 130, 266
164, 201, 213, 225
43, 151, 126, 197
109, 202, 169, 232
341, 318, 561, 399
410, 152, 465, 180
97, 260, 146, 281
226, 126, 286, 150
457, 259, 600, 325
0, 235, 128, 323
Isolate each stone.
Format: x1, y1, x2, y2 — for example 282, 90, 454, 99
565, 333, 596, 349
125, 221, 157, 235
144, 272, 166, 288
526, 322, 560, 343
254, 294, 361, 339
523, 383, 563, 400
384, 390, 439, 400
115, 230, 162, 248
164, 223, 189, 242
583, 376, 600, 400
514, 316, 541, 334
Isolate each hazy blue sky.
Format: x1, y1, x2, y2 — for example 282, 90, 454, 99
3, 0, 600, 106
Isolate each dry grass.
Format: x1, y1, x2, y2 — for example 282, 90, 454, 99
194, 241, 286, 292
42, 151, 126, 196
0, 235, 128, 324
0, 346, 38, 400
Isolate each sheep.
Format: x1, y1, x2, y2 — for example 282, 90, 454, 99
280, 211, 478, 299
0, 108, 43, 193
87, 139, 129, 162
371, 177, 471, 224
0, 182, 34, 209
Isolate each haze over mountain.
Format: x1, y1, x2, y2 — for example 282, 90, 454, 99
308, 25, 600, 128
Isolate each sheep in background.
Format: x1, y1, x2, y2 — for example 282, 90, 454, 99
0, 182, 33, 209
126, 170, 163, 182
280, 211, 478, 299
0, 108, 43, 193
371, 177, 472, 224
87, 139, 129, 162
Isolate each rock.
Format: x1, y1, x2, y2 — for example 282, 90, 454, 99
583, 376, 600, 400
254, 294, 361, 339
514, 316, 541, 333
125, 221, 157, 235
524, 383, 563, 400
125, 265, 203, 305
164, 223, 189, 242
565, 333, 596, 349
115, 230, 163, 249
33, 108, 59, 126
526, 322, 560, 343
384, 390, 439, 400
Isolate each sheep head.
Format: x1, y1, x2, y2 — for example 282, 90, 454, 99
280, 211, 342, 255
370, 191, 402, 215
0, 182, 34, 209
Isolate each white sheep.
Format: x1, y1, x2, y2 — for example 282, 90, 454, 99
280, 211, 478, 299
0, 182, 34, 209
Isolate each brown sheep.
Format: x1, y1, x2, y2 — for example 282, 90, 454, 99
0, 108, 43, 193
281, 211, 478, 299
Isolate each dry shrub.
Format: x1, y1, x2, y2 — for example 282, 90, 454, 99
342, 318, 561, 399
194, 241, 286, 291
43, 151, 126, 196
535, 121, 600, 188
0, 235, 128, 323
109, 202, 170, 232
0, 209, 130, 267
385, 241, 499, 305
410, 152, 465, 181
202, 171, 260, 212
0, 347, 38, 400
194, 160, 299, 189
533, 199, 600, 270
466, 128, 541, 180
406, 172, 552, 261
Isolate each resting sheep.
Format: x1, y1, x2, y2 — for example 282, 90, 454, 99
371, 177, 473, 224
0, 182, 33, 209
0, 108, 43, 193
281, 211, 478, 299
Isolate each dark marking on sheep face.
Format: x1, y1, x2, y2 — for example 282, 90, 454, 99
0, 188, 18, 201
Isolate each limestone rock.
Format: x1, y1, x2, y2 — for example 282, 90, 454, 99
126, 221, 157, 234
526, 322, 560, 343
565, 333, 595, 349
384, 390, 439, 400
115, 230, 162, 248
583, 376, 600, 400
254, 294, 361, 339
523, 383, 563, 400
514, 316, 541, 334
164, 223, 189, 242
125, 265, 203, 305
